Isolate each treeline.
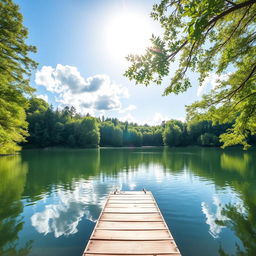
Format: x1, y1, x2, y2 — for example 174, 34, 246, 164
25, 98, 163, 148
163, 119, 229, 147
25, 97, 256, 148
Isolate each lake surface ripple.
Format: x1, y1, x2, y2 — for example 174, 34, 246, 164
0, 147, 255, 256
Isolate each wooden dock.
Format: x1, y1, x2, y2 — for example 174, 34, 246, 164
83, 190, 181, 256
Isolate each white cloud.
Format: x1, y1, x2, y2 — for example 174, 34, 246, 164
35, 64, 129, 114
152, 112, 169, 125
35, 66, 58, 92
176, 116, 185, 122
118, 104, 137, 113
119, 113, 136, 123
197, 73, 230, 97
94, 95, 121, 110
119, 112, 171, 125
37, 94, 48, 102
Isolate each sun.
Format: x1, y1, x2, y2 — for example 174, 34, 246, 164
105, 12, 151, 59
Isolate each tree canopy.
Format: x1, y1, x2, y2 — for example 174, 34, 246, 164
25, 98, 163, 148
125, 0, 256, 149
163, 120, 184, 146
25, 97, 256, 148
0, 0, 37, 154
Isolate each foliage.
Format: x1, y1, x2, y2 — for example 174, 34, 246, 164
24, 97, 254, 148
26, 99, 99, 148
142, 129, 163, 146
0, 0, 37, 154
163, 120, 183, 146
124, 0, 256, 149
123, 128, 143, 147
198, 132, 220, 146
25, 98, 165, 148
76, 117, 100, 147
100, 122, 123, 147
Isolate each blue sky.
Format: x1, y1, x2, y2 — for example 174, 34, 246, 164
16, 0, 202, 125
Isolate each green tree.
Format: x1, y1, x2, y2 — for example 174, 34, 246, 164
52, 122, 64, 145
24, 97, 255, 148
125, 0, 256, 149
142, 127, 164, 146
153, 128, 164, 145
67, 134, 76, 147
100, 122, 123, 147
198, 132, 220, 146
27, 97, 48, 114
143, 131, 154, 146
76, 117, 100, 147
163, 120, 183, 146
187, 120, 212, 144
0, 0, 37, 154
26, 98, 48, 147
123, 128, 142, 146
26, 100, 57, 148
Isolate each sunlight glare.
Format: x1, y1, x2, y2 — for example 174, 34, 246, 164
105, 12, 151, 59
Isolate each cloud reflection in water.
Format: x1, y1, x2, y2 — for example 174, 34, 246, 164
201, 195, 229, 238
31, 179, 114, 238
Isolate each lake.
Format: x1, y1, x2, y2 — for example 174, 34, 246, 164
0, 147, 255, 256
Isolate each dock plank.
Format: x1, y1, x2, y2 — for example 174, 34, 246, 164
85, 240, 178, 254
108, 197, 153, 200
96, 221, 167, 230
104, 207, 158, 213
92, 230, 171, 240
86, 254, 181, 256
101, 213, 162, 221
106, 203, 156, 208
83, 191, 181, 256
110, 191, 148, 195
108, 200, 153, 204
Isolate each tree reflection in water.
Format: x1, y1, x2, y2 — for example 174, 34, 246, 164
162, 147, 256, 256
0, 156, 32, 256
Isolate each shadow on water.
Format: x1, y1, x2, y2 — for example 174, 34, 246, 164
0, 147, 255, 255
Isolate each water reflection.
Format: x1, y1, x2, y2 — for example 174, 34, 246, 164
222, 154, 244, 173
201, 195, 229, 238
218, 202, 256, 256
31, 180, 108, 238
22, 149, 101, 201
0, 156, 32, 256
0, 147, 255, 255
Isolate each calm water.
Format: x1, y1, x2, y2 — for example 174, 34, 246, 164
0, 147, 255, 256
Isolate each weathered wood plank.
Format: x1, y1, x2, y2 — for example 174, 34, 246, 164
106, 203, 156, 208
96, 221, 167, 230
101, 213, 162, 222
108, 200, 153, 204
85, 240, 178, 254
108, 196, 152, 200
104, 207, 158, 213
85, 254, 181, 256
91, 230, 172, 240
110, 191, 149, 195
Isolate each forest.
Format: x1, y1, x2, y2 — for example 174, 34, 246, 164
24, 97, 256, 149
1, 0, 256, 154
